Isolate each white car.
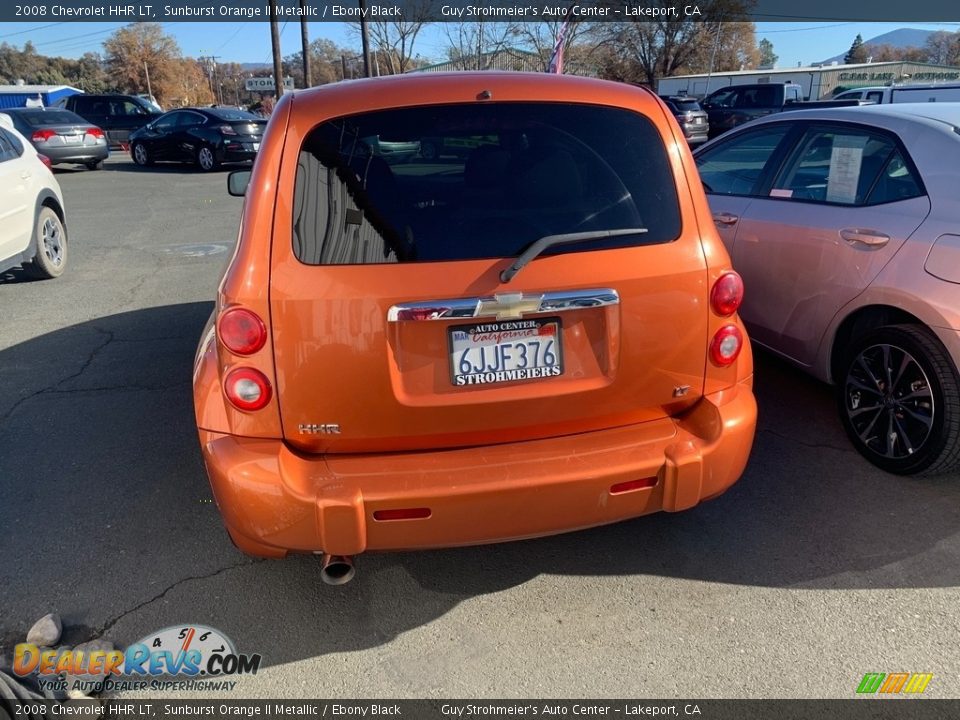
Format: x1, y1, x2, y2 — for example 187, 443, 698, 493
0, 114, 68, 279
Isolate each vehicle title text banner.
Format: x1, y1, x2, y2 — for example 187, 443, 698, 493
3, 700, 960, 719
3, 0, 960, 22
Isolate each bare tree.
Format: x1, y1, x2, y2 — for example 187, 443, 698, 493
351, 0, 432, 75
511, 20, 600, 72
442, 21, 519, 70
925, 30, 960, 66
595, 0, 753, 87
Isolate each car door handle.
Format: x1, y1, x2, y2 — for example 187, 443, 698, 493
713, 212, 739, 225
840, 228, 890, 247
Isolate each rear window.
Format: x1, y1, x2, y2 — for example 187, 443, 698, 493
293, 102, 681, 265
670, 98, 702, 112
16, 110, 84, 126
209, 108, 261, 121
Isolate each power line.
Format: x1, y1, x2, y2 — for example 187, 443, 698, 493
0, 22, 67, 39
216, 23, 247, 52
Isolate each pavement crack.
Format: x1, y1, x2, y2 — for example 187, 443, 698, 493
0, 328, 115, 424
93, 559, 266, 640
760, 427, 854, 454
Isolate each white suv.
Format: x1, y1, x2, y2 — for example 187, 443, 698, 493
0, 114, 68, 279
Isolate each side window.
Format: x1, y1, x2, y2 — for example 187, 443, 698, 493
177, 112, 205, 127
73, 97, 93, 113
786, 86, 801, 103
771, 127, 915, 206
0, 131, 14, 163
866, 150, 924, 204
1, 128, 24, 157
695, 124, 792, 196
866, 91, 884, 104
154, 113, 179, 131
120, 101, 146, 116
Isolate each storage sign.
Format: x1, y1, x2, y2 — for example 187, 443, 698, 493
245, 76, 294, 92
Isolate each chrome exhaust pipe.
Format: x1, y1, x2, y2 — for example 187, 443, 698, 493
320, 554, 356, 585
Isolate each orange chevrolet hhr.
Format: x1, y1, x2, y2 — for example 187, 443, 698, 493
193, 73, 757, 584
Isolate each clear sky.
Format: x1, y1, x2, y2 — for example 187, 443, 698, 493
1, 21, 959, 69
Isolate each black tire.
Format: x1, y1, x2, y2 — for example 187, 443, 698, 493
837, 324, 960, 475
420, 141, 438, 161
196, 145, 219, 172
131, 142, 152, 167
24, 207, 67, 280
86, 160, 104, 171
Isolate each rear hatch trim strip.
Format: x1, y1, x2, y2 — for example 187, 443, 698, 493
387, 288, 619, 322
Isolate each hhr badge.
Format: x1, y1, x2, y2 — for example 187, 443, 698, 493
298, 424, 341, 435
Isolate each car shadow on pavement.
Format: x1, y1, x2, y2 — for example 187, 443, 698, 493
1, 302, 958, 664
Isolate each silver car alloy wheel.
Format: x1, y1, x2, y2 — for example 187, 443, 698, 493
198, 147, 215, 171
844, 343, 934, 459
41, 215, 64, 267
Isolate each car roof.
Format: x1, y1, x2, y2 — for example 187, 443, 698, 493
735, 102, 960, 132
2, 107, 76, 115
287, 72, 663, 126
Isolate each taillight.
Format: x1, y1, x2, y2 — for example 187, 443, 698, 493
218, 308, 267, 355
710, 325, 743, 366
711, 271, 744, 316
32, 129, 56, 142
37, 153, 52, 169
223, 367, 272, 411
86, 127, 105, 139
218, 124, 238, 136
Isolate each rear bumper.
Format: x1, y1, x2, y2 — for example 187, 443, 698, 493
198, 378, 756, 557
41, 144, 109, 164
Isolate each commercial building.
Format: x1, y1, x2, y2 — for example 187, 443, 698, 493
0, 84, 82, 109
656, 62, 960, 100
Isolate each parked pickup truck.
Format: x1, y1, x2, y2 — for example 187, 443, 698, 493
702, 83, 863, 138
53, 94, 163, 147
832, 82, 960, 104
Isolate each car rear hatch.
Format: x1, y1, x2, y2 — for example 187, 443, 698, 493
268, 97, 709, 454
219, 115, 266, 148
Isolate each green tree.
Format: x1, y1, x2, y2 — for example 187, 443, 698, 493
845, 33, 867, 64
758, 38, 777, 66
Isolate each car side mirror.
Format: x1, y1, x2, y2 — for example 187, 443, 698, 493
227, 170, 251, 197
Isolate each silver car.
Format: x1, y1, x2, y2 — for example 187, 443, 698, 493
694, 104, 960, 475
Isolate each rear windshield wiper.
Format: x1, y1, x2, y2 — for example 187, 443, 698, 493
500, 228, 648, 283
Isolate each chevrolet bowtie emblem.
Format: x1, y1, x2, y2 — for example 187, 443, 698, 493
476, 293, 544, 320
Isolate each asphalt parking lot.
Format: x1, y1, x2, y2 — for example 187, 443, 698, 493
2, 155, 959, 699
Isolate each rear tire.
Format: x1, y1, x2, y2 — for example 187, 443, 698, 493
86, 160, 104, 171
196, 145, 218, 172
837, 324, 960, 475
25, 207, 67, 280
131, 142, 152, 167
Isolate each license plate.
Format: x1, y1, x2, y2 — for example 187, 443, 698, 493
693, 117, 705, 124
448, 318, 563, 387
253, 142, 260, 151
64, 135, 81, 144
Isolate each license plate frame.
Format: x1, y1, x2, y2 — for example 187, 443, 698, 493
447, 317, 564, 387
252, 142, 260, 152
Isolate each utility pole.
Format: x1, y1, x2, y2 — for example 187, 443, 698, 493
359, 0, 371, 78
269, 0, 284, 100
299, 1, 312, 87
143, 61, 153, 101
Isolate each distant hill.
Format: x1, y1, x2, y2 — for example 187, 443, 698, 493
820, 28, 935, 65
